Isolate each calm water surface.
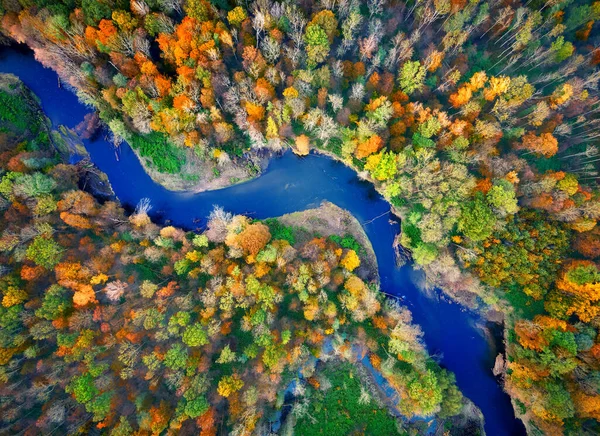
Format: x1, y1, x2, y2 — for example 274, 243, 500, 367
0, 45, 525, 436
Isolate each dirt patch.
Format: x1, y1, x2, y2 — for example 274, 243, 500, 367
277, 201, 378, 283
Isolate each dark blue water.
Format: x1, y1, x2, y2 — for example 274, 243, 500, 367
0, 45, 525, 436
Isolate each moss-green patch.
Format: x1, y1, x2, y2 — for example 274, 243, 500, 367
293, 362, 402, 436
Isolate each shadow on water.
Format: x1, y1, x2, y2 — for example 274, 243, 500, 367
0, 44, 525, 436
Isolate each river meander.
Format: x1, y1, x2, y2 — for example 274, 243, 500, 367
0, 45, 525, 436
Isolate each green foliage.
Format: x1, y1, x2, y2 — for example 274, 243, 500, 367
26, 236, 63, 269
184, 396, 209, 418
543, 382, 575, 421
458, 194, 496, 241
264, 218, 296, 245
566, 264, 600, 285
365, 151, 398, 181
87, 391, 114, 421
551, 36, 574, 63
129, 132, 185, 174
35, 285, 71, 320
405, 369, 444, 416
164, 344, 189, 370
412, 243, 438, 266
182, 324, 208, 347
468, 210, 570, 301
486, 180, 518, 215
294, 363, 402, 435
412, 132, 435, 148
328, 234, 365, 255
81, 0, 111, 25
304, 24, 330, 67
67, 373, 98, 404
192, 234, 209, 248
398, 61, 426, 94
14, 173, 57, 198
0, 89, 43, 136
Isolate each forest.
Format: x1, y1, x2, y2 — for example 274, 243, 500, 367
0, 0, 599, 434
0, 76, 473, 434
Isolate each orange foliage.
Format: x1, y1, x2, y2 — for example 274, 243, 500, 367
154, 75, 172, 97
294, 134, 310, 156
173, 94, 195, 112
237, 223, 271, 255
97, 19, 117, 46
244, 101, 265, 122
20, 264, 45, 281
449, 85, 472, 108
355, 135, 383, 159
475, 178, 492, 194
197, 408, 217, 436
574, 392, 600, 420
73, 284, 97, 307
518, 132, 559, 158
514, 320, 546, 351
60, 211, 92, 229
254, 78, 274, 101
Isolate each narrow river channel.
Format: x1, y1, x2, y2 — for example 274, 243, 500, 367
0, 45, 526, 436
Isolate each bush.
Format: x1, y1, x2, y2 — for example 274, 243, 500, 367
129, 132, 185, 174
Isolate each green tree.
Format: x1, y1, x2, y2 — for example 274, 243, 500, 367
486, 180, 519, 215
365, 151, 398, 181
458, 194, 497, 241
304, 24, 330, 67
184, 396, 209, 418
412, 243, 438, 266
35, 285, 71, 320
67, 373, 98, 404
182, 324, 208, 347
164, 344, 188, 370
399, 61, 426, 94
87, 391, 113, 421
26, 236, 63, 269
81, 0, 111, 25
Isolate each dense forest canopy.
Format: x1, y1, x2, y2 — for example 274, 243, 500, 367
0, 0, 599, 434
0, 77, 471, 435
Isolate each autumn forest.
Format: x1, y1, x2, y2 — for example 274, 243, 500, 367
0, 0, 599, 434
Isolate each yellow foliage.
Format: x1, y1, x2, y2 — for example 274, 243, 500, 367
110, 240, 126, 253
570, 219, 597, 233
73, 284, 97, 307
227, 6, 247, 26
550, 83, 573, 108
2, 287, 27, 308
341, 250, 360, 272
283, 87, 299, 99
449, 85, 472, 108
483, 76, 510, 101
469, 71, 487, 91
266, 117, 278, 139
294, 134, 310, 156
90, 274, 109, 285
186, 251, 202, 262
217, 375, 244, 398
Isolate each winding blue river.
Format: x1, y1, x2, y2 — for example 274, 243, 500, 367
0, 45, 525, 436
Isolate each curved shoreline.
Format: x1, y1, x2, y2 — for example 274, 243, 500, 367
0, 45, 525, 436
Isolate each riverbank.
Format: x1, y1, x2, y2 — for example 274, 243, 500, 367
128, 140, 269, 192
0, 73, 114, 199
0, 49, 526, 434
276, 201, 379, 283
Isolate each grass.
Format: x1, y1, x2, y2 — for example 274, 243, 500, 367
293, 362, 402, 436
0, 89, 43, 137
128, 131, 185, 174
264, 218, 297, 245
328, 233, 366, 256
